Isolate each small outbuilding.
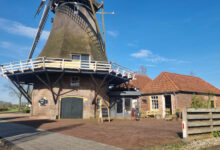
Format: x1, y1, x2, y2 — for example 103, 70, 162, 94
140, 72, 220, 118
109, 75, 152, 118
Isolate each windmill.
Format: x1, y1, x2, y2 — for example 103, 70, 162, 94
0, 0, 135, 120
29, 0, 107, 60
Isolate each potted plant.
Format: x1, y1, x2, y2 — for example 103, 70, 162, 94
155, 114, 161, 119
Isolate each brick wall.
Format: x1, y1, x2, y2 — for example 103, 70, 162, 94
175, 93, 220, 111
139, 93, 220, 117
32, 75, 108, 119
139, 95, 163, 116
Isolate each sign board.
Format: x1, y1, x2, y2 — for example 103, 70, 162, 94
39, 98, 48, 106
102, 107, 108, 118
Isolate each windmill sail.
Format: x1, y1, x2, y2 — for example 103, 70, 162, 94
34, 0, 47, 18
28, 1, 51, 59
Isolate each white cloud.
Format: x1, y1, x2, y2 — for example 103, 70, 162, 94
0, 18, 49, 40
107, 30, 118, 38
131, 49, 180, 63
131, 50, 152, 58
0, 41, 29, 51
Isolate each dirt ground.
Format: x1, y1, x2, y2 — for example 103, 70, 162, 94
0, 145, 7, 150
0, 113, 182, 150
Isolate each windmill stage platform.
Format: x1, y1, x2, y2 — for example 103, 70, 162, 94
0, 57, 135, 85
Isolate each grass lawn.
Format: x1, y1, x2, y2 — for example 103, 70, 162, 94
0, 109, 20, 114
139, 142, 187, 150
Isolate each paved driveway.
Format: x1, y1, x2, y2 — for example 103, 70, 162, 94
0, 145, 7, 150
0, 113, 182, 150
0, 120, 121, 150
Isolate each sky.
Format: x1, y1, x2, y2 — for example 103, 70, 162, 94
0, 0, 220, 103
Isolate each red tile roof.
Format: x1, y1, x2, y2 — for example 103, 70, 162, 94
130, 74, 153, 91
144, 72, 220, 95
114, 74, 152, 91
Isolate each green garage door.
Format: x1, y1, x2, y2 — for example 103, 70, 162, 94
61, 97, 83, 119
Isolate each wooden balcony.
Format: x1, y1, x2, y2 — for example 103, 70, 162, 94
0, 57, 136, 80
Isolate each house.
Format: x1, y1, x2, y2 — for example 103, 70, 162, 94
109, 75, 152, 118
140, 72, 220, 118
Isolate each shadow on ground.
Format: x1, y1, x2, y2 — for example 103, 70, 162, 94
0, 120, 84, 145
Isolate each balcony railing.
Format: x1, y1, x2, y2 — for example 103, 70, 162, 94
0, 57, 135, 79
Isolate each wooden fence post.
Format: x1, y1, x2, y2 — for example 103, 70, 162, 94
182, 109, 188, 138
210, 109, 213, 134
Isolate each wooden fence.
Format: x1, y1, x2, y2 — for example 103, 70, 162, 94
182, 108, 220, 138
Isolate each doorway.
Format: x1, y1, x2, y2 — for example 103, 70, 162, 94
165, 95, 172, 115
60, 97, 83, 119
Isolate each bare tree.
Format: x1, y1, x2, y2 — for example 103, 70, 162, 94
5, 84, 22, 111
137, 65, 147, 75
5, 84, 32, 111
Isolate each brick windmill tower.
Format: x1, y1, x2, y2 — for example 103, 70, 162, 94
0, 0, 135, 119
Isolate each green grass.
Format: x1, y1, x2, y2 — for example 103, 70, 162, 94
0, 109, 20, 114
138, 142, 187, 150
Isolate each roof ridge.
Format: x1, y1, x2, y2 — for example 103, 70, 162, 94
163, 71, 196, 78
163, 72, 179, 91
135, 74, 153, 80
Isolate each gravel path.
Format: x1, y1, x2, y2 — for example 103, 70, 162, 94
181, 137, 220, 150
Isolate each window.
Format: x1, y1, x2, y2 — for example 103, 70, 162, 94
97, 99, 101, 110
81, 54, 90, 62
72, 54, 90, 69
72, 54, 90, 61
151, 96, 159, 110
81, 54, 90, 68
74, 5, 79, 14
72, 54, 80, 61
125, 98, 131, 111
117, 99, 123, 113
71, 76, 80, 87
211, 100, 215, 108
142, 99, 147, 104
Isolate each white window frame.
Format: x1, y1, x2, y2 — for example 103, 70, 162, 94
71, 54, 80, 61
211, 100, 216, 108
151, 96, 159, 110
125, 98, 131, 112
71, 54, 90, 62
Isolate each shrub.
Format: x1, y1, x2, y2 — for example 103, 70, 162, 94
22, 108, 30, 113
191, 95, 205, 108
191, 93, 216, 109
213, 131, 220, 137
0, 108, 8, 111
